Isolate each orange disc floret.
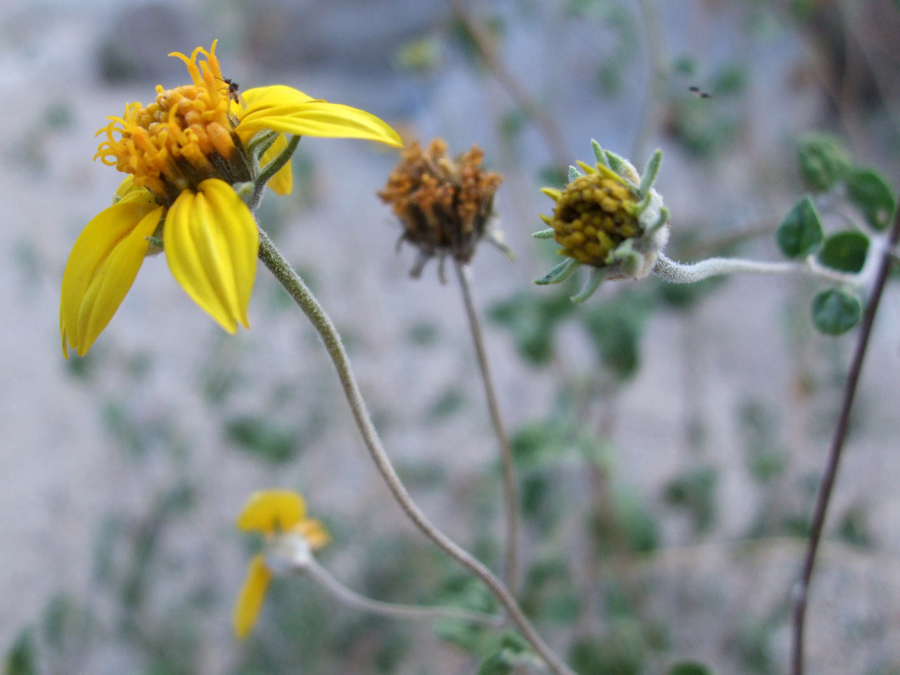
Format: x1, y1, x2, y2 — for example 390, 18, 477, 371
550, 173, 640, 266
93, 41, 239, 205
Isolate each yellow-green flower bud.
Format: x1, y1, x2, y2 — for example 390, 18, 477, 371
534, 144, 669, 300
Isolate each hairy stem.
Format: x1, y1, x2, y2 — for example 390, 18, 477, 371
249, 135, 301, 209
790, 202, 900, 675
653, 253, 862, 286
454, 260, 520, 592
257, 230, 576, 675
305, 559, 502, 626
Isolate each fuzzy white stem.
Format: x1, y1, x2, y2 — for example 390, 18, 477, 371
653, 253, 861, 286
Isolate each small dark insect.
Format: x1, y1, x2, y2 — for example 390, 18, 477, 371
217, 76, 241, 103
688, 86, 712, 99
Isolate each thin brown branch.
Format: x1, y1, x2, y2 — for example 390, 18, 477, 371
791, 200, 900, 675
454, 260, 521, 593
450, 0, 571, 173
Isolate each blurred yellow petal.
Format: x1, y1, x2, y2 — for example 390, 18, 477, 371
113, 176, 140, 203
260, 134, 293, 196
295, 519, 331, 551
164, 179, 258, 333
233, 554, 272, 640
238, 85, 316, 110
541, 187, 562, 202
237, 100, 402, 148
60, 192, 162, 357
236, 490, 306, 533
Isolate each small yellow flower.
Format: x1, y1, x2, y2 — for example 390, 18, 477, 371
61, 41, 402, 357
233, 490, 329, 639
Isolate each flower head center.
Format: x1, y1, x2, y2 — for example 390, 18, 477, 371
551, 173, 640, 266
94, 42, 245, 205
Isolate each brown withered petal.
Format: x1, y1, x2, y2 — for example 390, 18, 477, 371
378, 139, 503, 278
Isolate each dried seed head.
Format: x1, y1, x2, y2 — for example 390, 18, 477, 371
379, 139, 504, 277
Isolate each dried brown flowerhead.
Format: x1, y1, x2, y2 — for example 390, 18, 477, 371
379, 139, 506, 279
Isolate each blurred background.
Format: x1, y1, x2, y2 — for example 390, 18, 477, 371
3, 0, 900, 673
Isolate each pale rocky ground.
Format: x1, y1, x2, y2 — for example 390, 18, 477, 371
2, 1, 900, 674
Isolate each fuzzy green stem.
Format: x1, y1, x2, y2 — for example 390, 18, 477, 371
257, 230, 576, 675
249, 135, 301, 209
305, 559, 502, 626
454, 260, 521, 593
653, 253, 861, 286
247, 130, 279, 159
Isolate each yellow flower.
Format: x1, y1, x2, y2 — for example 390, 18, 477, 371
61, 41, 402, 357
233, 490, 330, 640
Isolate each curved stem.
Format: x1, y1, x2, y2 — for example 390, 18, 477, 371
454, 260, 520, 593
257, 230, 576, 675
249, 135, 301, 209
652, 253, 861, 286
305, 559, 503, 627
790, 201, 900, 675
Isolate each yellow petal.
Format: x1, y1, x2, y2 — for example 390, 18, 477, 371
60, 191, 162, 357
541, 187, 562, 202
233, 554, 272, 640
237, 100, 402, 148
236, 490, 306, 533
295, 518, 331, 551
164, 179, 258, 333
260, 133, 293, 196
113, 176, 139, 203
239, 85, 316, 109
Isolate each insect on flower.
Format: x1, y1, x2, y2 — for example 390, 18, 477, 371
218, 76, 241, 103
59, 40, 402, 358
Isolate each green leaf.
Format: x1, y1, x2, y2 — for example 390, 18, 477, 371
776, 197, 823, 258
811, 289, 862, 335
581, 297, 647, 381
797, 133, 850, 192
226, 416, 300, 463
845, 168, 895, 231
664, 466, 718, 533
478, 654, 513, 675
818, 231, 869, 273
669, 661, 715, 675
569, 622, 646, 675
4, 628, 38, 675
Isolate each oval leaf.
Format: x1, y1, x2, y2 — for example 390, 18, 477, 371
818, 231, 869, 273
797, 133, 850, 192
776, 196, 823, 258
846, 168, 895, 231
812, 289, 862, 335
669, 662, 715, 675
